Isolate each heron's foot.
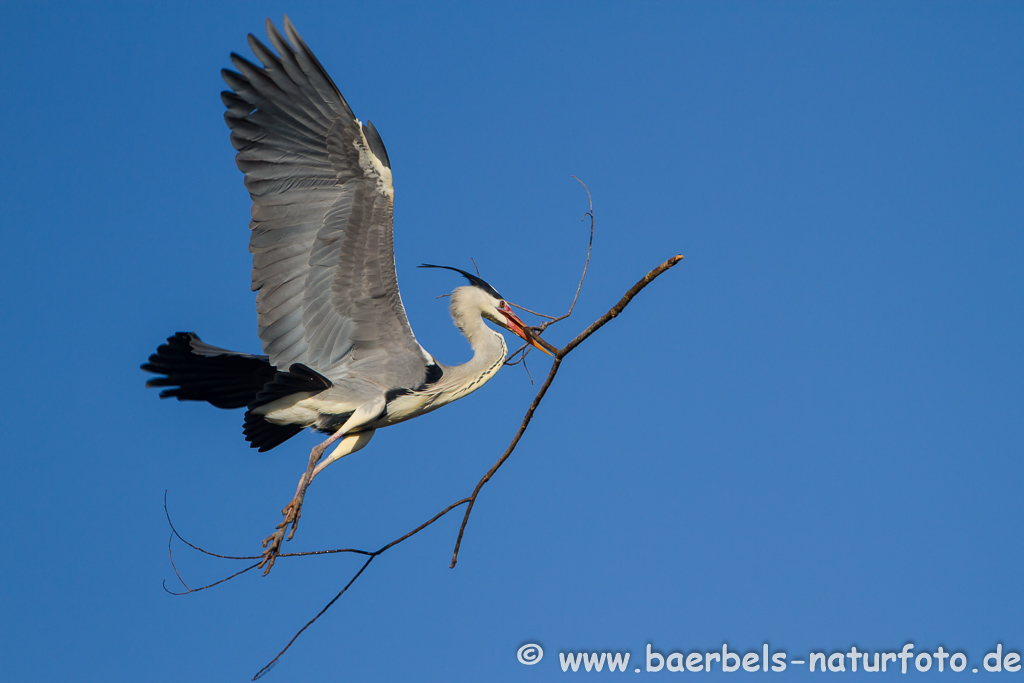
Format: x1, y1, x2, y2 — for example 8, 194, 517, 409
259, 527, 286, 575
259, 499, 302, 575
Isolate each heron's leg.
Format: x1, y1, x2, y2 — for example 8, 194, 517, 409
290, 428, 350, 514
260, 398, 384, 574
259, 427, 345, 573
310, 429, 375, 483
285, 429, 376, 528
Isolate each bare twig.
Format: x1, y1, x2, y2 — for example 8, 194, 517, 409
163, 497, 470, 593
559, 255, 683, 356
253, 556, 374, 680
449, 253, 683, 567
533, 176, 594, 334
540, 175, 595, 329
161, 492, 266, 595
163, 561, 262, 596
167, 534, 191, 592
503, 346, 528, 366
507, 303, 558, 319
161, 186, 684, 679
252, 497, 471, 679
504, 176, 595, 367
450, 355, 562, 566
522, 355, 534, 384
164, 492, 261, 561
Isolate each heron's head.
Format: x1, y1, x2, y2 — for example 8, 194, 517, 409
419, 264, 553, 356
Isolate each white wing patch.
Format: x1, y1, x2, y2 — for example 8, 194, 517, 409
355, 119, 394, 200
418, 345, 434, 365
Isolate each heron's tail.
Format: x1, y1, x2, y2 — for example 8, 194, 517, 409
142, 332, 304, 451
142, 332, 276, 408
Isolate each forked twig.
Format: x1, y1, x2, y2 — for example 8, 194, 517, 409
521, 355, 534, 384
251, 497, 471, 679
164, 492, 260, 561
259, 252, 680, 676
161, 183, 684, 679
449, 253, 683, 567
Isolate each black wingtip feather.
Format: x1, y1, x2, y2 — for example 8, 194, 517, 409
363, 121, 391, 169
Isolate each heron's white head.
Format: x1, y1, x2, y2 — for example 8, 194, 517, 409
420, 264, 553, 356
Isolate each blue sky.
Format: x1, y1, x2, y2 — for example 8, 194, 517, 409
1, 2, 1021, 681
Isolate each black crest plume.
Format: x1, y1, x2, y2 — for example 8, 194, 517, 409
419, 264, 504, 299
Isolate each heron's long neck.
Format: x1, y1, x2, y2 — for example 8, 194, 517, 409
436, 313, 507, 403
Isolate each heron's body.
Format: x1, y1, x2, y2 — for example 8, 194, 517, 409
142, 17, 549, 571
253, 289, 510, 433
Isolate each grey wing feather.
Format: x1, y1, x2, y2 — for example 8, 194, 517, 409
222, 16, 430, 391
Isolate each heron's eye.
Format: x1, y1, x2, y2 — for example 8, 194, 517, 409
499, 300, 506, 308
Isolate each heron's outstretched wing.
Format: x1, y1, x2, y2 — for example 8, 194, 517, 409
221, 17, 431, 390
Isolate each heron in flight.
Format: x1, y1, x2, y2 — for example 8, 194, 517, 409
143, 17, 552, 572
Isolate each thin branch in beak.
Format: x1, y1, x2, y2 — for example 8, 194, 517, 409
507, 301, 559, 320
503, 313, 555, 356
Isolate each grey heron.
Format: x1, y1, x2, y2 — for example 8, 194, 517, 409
142, 17, 552, 572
